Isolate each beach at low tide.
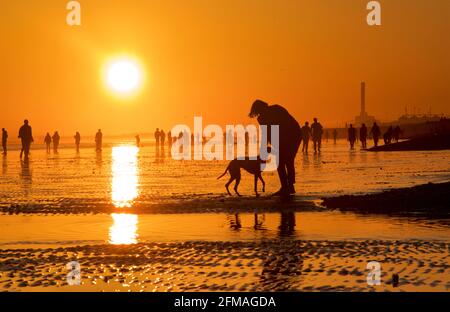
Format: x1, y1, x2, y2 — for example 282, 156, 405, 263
0, 140, 449, 291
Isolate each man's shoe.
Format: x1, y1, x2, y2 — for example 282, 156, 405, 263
272, 187, 289, 197
288, 184, 296, 194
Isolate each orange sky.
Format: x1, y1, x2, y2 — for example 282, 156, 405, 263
0, 0, 449, 135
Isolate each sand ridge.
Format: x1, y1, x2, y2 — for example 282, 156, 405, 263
1, 240, 448, 292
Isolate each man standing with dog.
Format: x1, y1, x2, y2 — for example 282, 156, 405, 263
249, 100, 302, 196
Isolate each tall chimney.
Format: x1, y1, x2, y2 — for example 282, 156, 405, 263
361, 81, 366, 117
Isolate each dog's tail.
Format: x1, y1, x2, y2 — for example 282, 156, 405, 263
217, 164, 230, 180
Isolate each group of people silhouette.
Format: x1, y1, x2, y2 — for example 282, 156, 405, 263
346, 123, 402, 149
1, 120, 104, 159
2, 103, 404, 197
300, 118, 324, 154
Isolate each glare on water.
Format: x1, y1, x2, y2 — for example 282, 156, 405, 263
110, 146, 140, 244
109, 213, 138, 245
111, 146, 139, 208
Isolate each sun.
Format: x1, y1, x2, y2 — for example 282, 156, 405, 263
105, 57, 143, 94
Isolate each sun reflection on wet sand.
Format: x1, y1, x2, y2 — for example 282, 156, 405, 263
111, 146, 139, 208
109, 213, 138, 244
110, 146, 140, 244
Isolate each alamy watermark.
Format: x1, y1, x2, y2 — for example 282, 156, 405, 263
65, 1, 381, 27
169, 117, 279, 172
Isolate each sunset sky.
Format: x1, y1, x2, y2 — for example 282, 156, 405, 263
1, 0, 449, 135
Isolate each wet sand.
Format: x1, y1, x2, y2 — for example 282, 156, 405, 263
0, 240, 448, 292
322, 182, 450, 216
1, 196, 322, 215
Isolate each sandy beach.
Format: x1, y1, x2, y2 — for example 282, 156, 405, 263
1, 142, 449, 292
1, 240, 448, 292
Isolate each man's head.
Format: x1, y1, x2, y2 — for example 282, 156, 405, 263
313, 118, 318, 123
305, 122, 309, 126
249, 100, 269, 118
24, 119, 29, 125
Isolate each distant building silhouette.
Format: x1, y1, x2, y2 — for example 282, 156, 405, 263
354, 82, 376, 127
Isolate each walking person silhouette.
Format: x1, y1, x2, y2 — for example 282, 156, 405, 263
95, 129, 103, 152
249, 100, 302, 196
18, 120, 33, 160
74, 132, 81, 152
301, 122, 311, 153
311, 118, 323, 153
360, 123, 368, 149
2, 128, 7, 155
44, 133, 51, 153
370, 122, 381, 147
52, 131, 60, 154
348, 124, 356, 149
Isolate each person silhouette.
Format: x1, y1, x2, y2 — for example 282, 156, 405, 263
135, 134, 141, 147
384, 126, 393, 145
18, 120, 33, 160
52, 131, 60, 154
370, 122, 381, 147
2, 128, 8, 155
360, 123, 368, 149
301, 122, 312, 153
44, 133, 51, 153
393, 125, 402, 143
249, 99, 302, 196
348, 124, 356, 149
311, 118, 323, 153
95, 129, 103, 152
154, 128, 161, 148
74, 132, 81, 152
160, 130, 166, 149
333, 129, 338, 144
167, 131, 172, 148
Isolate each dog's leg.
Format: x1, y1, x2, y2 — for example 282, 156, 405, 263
254, 174, 259, 196
225, 177, 234, 196
234, 176, 241, 196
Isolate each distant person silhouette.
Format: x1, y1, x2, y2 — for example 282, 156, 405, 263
160, 130, 166, 148
52, 131, 60, 153
18, 120, 33, 160
95, 129, 103, 152
249, 99, 302, 196
135, 134, 141, 147
301, 122, 312, 153
384, 126, 393, 145
360, 123, 368, 149
44, 133, 52, 153
2, 128, 8, 155
393, 125, 402, 143
311, 118, 323, 153
348, 124, 356, 149
74, 132, 81, 152
167, 131, 172, 148
370, 122, 381, 147
154, 128, 161, 148
333, 129, 338, 144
